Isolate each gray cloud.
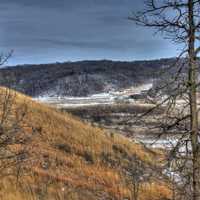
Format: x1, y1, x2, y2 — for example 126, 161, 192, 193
0, 0, 178, 65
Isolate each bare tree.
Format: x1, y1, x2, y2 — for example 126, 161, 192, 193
130, 1, 200, 199
0, 50, 13, 66
0, 51, 36, 179
0, 88, 30, 176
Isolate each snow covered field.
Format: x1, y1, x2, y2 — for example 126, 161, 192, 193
135, 135, 180, 149
36, 93, 116, 107
36, 83, 153, 108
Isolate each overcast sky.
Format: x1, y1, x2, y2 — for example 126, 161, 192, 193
0, 0, 180, 65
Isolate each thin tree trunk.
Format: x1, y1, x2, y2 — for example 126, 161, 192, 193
188, 1, 200, 199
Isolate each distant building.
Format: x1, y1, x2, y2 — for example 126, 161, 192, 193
129, 93, 147, 100
128, 89, 149, 100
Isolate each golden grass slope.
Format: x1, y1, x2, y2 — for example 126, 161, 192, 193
0, 87, 171, 200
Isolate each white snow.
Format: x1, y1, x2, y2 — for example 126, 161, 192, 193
36, 92, 116, 107
35, 83, 153, 108
137, 137, 179, 149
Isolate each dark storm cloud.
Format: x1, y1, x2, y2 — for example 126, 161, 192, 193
0, 0, 178, 65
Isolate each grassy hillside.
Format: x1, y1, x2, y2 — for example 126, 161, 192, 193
0, 87, 171, 200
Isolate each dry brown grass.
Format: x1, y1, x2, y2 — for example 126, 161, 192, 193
0, 87, 172, 200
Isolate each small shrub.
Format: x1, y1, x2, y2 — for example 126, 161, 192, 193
100, 152, 119, 167
83, 151, 94, 164
112, 144, 128, 158
55, 143, 72, 154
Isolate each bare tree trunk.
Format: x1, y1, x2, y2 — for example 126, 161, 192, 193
131, 0, 200, 198
188, 1, 200, 199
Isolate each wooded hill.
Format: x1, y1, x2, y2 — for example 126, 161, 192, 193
0, 59, 176, 97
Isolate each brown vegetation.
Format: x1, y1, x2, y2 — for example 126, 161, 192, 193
0, 87, 172, 200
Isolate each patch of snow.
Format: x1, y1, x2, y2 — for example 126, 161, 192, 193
35, 83, 153, 108
140, 138, 179, 149
35, 92, 117, 107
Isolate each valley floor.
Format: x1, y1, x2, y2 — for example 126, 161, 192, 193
37, 95, 180, 150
